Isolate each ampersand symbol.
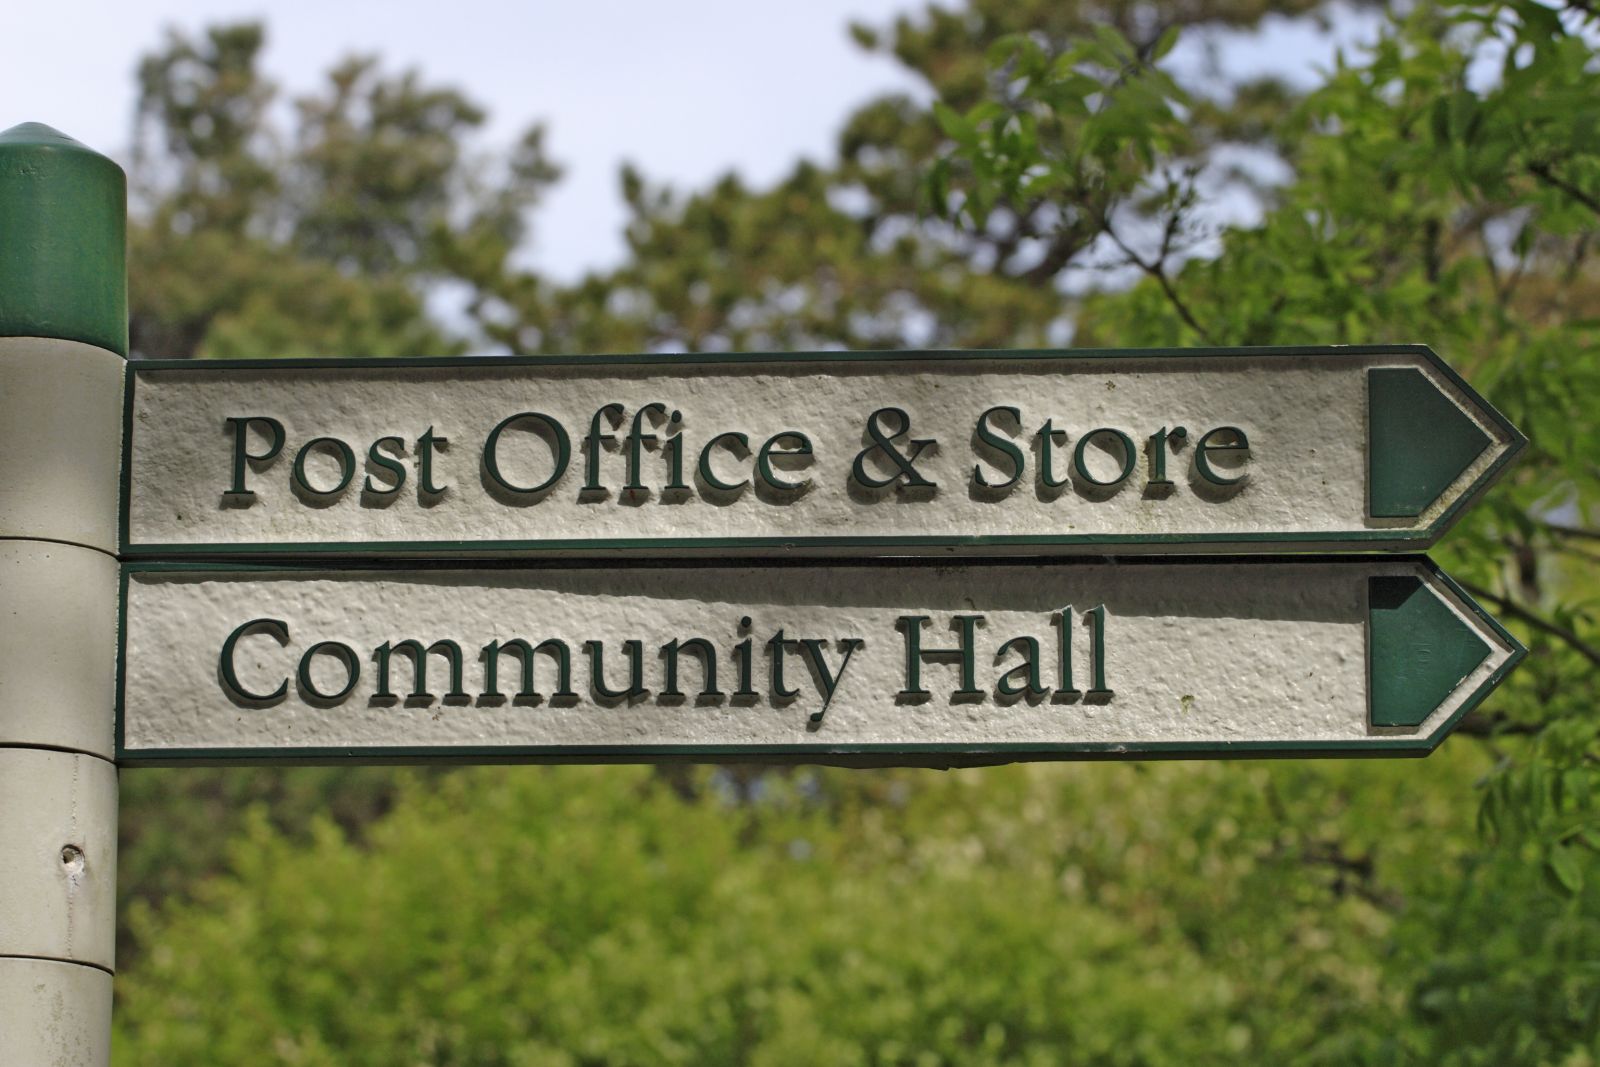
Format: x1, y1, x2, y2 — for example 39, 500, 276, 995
851, 407, 937, 490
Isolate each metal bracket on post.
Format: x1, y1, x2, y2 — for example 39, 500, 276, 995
0, 122, 127, 1067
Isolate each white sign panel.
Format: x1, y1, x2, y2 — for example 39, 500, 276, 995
121, 347, 1523, 557
117, 558, 1523, 764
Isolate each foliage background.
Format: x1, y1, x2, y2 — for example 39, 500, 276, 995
112, 2, 1599, 1063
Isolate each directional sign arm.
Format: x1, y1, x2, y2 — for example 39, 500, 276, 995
117, 557, 1526, 764
122, 346, 1527, 557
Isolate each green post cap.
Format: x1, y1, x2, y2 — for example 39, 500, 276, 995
0, 122, 127, 356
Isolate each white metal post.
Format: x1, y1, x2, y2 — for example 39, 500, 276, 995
0, 123, 127, 1067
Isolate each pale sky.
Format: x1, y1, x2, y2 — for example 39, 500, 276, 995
1, 2, 1379, 280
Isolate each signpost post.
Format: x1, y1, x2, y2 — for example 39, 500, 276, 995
0, 124, 125, 1067
0, 120, 1531, 1064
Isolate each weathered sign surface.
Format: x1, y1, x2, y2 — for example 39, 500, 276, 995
116, 557, 1523, 764
121, 346, 1523, 557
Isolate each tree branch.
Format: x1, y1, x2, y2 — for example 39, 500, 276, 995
1530, 160, 1600, 219
1100, 215, 1217, 343
1477, 220, 1506, 305
1554, 542, 1600, 567
1300, 841, 1404, 911
1541, 521, 1600, 543
1460, 580, 1600, 670
1018, 220, 1100, 285
1453, 714, 1543, 739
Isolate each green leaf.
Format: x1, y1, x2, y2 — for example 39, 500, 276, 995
1151, 25, 1181, 63
932, 101, 975, 145
1547, 843, 1584, 894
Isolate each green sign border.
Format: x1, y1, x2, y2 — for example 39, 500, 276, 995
119, 345, 1526, 558
114, 555, 1526, 767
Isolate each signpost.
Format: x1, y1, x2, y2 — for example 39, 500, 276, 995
122, 347, 1523, 557
118, 557, 1521, 765
0, 121, 1534, 1064
1, 123, 124, 1067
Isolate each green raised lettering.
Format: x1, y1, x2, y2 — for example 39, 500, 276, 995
224, 416, 285, 500
484, 412, 570, 496
1194, 425, 1251, 486
973, 405, 1025, 490
219, 617, 289, 704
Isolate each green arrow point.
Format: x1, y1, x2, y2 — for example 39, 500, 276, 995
1368, 367, 1492, 519
1368, 575, 1492, 729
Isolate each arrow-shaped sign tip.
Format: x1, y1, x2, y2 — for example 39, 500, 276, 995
1368, 366, 1495, 519
1369, 574, 1496, 730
